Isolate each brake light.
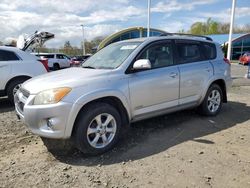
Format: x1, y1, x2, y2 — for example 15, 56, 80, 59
223, 58, 231, 65
38, 59, 49, 72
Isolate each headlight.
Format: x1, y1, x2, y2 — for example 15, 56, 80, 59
34, 87, 71, 105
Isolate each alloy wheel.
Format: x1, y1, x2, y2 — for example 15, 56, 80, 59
86, 113, 117, 149
207, 89, 221, 113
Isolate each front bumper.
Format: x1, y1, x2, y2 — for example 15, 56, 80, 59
15, 89, 73, 139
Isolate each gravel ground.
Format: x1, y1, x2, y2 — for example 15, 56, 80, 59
0, 64, 250, 188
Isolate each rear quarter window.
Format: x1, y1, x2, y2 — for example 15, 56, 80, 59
42, 54, 54, 58
0, 50, 20, 61
202, 43, 216, 60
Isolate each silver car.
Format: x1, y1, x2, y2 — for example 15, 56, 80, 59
15, 35, 232, 155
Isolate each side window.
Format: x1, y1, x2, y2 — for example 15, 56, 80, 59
138, 42, 173, 69
176, 42, 202, 64
63, 55, 70, 60
203, 43, 216, 60
0, 50, 19, 61
42, 55, 54, 59
56, 54, 64, 59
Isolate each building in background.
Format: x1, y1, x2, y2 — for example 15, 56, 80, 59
208, 33, 250, 60
97, 27, 167, 50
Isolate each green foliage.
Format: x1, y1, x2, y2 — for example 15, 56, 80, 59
189, 18, 250, 35
36, 36, 105, 56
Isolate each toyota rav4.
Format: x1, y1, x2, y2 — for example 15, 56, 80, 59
14, 34, 232, 155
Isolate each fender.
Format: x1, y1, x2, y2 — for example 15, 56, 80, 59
64, 89, 131, 138
198, 75, 227, 105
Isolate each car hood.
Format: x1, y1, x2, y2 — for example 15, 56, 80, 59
22, 68, 111, 94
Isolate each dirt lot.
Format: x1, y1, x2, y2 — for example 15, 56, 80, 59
0, 64, 250, 188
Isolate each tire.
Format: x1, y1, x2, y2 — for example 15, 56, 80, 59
73, 103, 122, 156
53, 63, 60, 71
7, 78, 28, 103
198, 84, 223, 116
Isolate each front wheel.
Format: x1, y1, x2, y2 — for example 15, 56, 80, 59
198, 84, 223, 116
73, 103, 122, 155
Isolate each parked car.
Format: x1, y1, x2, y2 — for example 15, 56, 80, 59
15, 34, 232, 155
239, 52, 250, 65
0, 46, 48, 102
0, 31, 54, 102
35, 53, 71, 70
70, 55, 91, 67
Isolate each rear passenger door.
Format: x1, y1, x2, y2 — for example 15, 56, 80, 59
175, 40, 213, 105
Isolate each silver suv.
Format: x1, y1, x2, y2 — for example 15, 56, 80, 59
15, 34, 232, 155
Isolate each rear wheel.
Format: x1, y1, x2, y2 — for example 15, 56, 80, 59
198, 84, 223, 116
53, 63, 60, 70
7, 78, 28, 103
73, 103, 122, 155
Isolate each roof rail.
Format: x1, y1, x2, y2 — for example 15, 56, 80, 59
160, 33, 213, 41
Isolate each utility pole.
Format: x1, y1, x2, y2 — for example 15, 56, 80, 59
80, 24, 85, 56
227, 0, 236, 60
147, 0, 151, 38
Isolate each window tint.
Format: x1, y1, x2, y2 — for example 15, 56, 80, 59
40, 54, 54, 59
203, 43, 216, 60
56, 54, 64, 59
138, 42, 173, 68
176, 42, 202, 64
0, 50, 19, 61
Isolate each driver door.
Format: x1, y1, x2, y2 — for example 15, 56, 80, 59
128, 40, 179, 118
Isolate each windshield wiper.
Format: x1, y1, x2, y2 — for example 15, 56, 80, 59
82, 66, 96, 69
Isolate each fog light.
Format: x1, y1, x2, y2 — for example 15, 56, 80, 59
47, 118, 54, 129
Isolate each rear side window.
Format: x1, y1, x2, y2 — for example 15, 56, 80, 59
44, 55, 54, 58
0, 50, 20, 61
202, 43, 216, 60
176, 41, 202, 64
56, 54, 64, 59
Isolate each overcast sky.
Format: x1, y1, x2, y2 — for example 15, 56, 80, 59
0, 0, 249, 47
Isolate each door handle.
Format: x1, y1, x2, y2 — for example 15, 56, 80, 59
170, 72, 178, 78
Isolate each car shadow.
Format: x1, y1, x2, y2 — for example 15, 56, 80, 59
0, 97, 14, 113
53, 101, 250, 166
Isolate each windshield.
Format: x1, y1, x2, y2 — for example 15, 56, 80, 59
82, 42, 141, 69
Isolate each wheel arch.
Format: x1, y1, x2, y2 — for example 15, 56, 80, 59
5, 75, 31, 92
65, 93, 131, 138
211, 79, 227, 103
200, 78, 227, 105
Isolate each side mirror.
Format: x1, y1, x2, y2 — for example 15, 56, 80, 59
133, 59, 151, 70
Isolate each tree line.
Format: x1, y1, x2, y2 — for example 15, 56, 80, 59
1, 18, 249, 56
0, 36, 105, 57
187, 18, 250, 35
